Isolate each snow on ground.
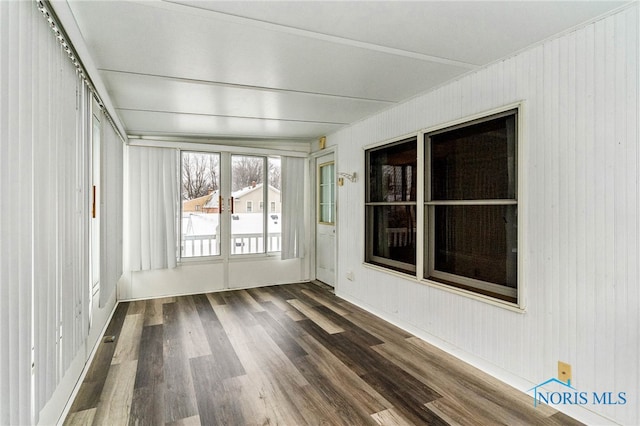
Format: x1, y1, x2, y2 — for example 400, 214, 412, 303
182, 212, 281, 236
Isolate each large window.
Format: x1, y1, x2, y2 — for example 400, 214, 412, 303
364, 110, 518, 304
425, 110, 518, 302
180, 152, 281, 258
365, 137, 417, 274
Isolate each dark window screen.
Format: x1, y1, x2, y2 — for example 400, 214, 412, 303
431, 115, 516, 200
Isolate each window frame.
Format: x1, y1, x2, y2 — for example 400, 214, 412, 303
363, 105, 522, 308
364, 136, 418, 275
179, 150, 282, 261
317, 161, 335, 225
179, 150, 222, 260
424, 109, 518, 303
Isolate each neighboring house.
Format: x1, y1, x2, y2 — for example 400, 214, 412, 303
232, 183, 281, 214
183, 190, 219, 213
203, 190, 220, 213
182, 185, 280, 214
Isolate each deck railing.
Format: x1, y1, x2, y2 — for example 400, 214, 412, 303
181, 232, 281, 257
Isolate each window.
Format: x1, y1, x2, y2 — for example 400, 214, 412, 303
365, 137, 417, 274
270, 201, 276, 213
425, 110, 517, 302
181, 151, 220, 257
180, 152, 281, 258
363, 109, 518, 304
230, 155, 282, 254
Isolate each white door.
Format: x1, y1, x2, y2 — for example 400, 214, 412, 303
316, 153, 336, 286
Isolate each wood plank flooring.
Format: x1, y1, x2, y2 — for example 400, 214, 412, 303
64, 282, 582, 425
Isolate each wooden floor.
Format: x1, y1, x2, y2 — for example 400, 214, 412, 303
64, 282, 581, 425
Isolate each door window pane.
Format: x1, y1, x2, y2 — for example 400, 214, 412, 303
319, 162, 334, 224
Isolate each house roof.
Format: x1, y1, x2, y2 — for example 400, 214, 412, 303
231, 183, 280, 199
203, 190, 220, 209
183, 193, 213, 207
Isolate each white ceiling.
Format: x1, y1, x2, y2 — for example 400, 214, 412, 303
64, 0, 626, 142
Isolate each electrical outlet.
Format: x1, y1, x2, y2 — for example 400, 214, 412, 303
558, 361, 572, 385
346, 271, 354, 281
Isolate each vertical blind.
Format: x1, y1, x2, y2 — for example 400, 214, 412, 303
99, 115, 124, 307
1, 1, 124, 423
0, 2, 34, 423
31, 11, 89, 417
128, 145, 178, 271
281, 156, 306, 259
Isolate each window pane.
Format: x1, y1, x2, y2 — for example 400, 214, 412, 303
319, 162, 334, 223
268, 158, 281, 252
368, 138, 417, 202
431, 205, 517, 288
231, 155, 264, 254
181, 152, 220, 257
366, 205, 416, 273
430, 115, 516, 200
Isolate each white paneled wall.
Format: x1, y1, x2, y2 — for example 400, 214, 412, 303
331, 5, 638, 424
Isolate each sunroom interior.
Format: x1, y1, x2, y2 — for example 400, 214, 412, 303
1, 1, 638, 425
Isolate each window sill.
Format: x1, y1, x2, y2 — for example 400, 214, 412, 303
362, 262, 525, 313
178, 256, 224, 266
178, 252, 283, 265
362, 262, 417, 282
420, 277, 525, 313
229, 252, 282, 262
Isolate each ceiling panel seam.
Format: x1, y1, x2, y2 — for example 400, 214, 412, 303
134, 0, 479, 69
116, 108, 349, 125
127, 129, 324, 144
99, 69, 398, 104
